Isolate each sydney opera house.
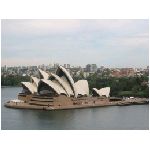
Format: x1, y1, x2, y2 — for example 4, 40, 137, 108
12, 65, 109, 108
20, 66, 91, 98
5, 65, 148, 110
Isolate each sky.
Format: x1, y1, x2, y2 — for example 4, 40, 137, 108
1, 19, 149, 68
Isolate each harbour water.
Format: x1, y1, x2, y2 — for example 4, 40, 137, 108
1, 87, 149, 130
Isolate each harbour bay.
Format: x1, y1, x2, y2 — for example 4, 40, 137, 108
1, 87, 149, 130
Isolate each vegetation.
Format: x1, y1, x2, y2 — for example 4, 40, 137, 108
1, 74, 149, 98
1, 75, 30, 86
74, 73, 149, 98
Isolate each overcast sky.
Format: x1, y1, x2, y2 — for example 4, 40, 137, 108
1, 19, 149, 68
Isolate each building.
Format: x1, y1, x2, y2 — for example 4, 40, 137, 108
111, 68, 135, 77
64, 64, 71, 69
54, 63, 59, 69
86, 64, 97, 72
92, 87, 110, 97
19, 65, 89, 100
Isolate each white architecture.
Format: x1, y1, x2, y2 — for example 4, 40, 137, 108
56, 65, 77, 97
21, 76, 40, 94
37, 66, 90, 98
38, 79, 67, 96
21, 82, 37, 94
39, 69, 49, 80
20, 66, 91, 98
74, 80, 89, 97
31, 76, 40, 87
49, 73, 72, 97
92, 87, 110, 97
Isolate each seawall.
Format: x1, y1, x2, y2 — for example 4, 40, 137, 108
5, 98, 149, 111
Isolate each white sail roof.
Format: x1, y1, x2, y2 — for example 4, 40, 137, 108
74, 80, 89, 97
56, 65, 77, 97
93, 87, 110, 97
21, 82, 37, 94
39, 79, 67, 95
60, 76, 74, 96
31, 76, 40, 87
39, 69, 49, 80
50, 73, 73, 97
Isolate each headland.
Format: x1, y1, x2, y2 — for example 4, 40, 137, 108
4, 65, 149, 111
5, 96, 148, 110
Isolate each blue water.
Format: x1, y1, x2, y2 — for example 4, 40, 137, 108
1, 87, 149, 130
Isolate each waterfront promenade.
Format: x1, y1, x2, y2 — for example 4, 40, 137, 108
5, 97, 148, 111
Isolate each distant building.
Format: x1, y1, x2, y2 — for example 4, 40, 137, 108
64, 64, 71, 68
86, 64, 97, 72
67, 64, 70, 68
54, 63, 59, 69
147, 66, 149, 70
64, 64, 67, 68
111, 68, 135, 77
100, 66, 105, 71
1, 65, 7, 72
